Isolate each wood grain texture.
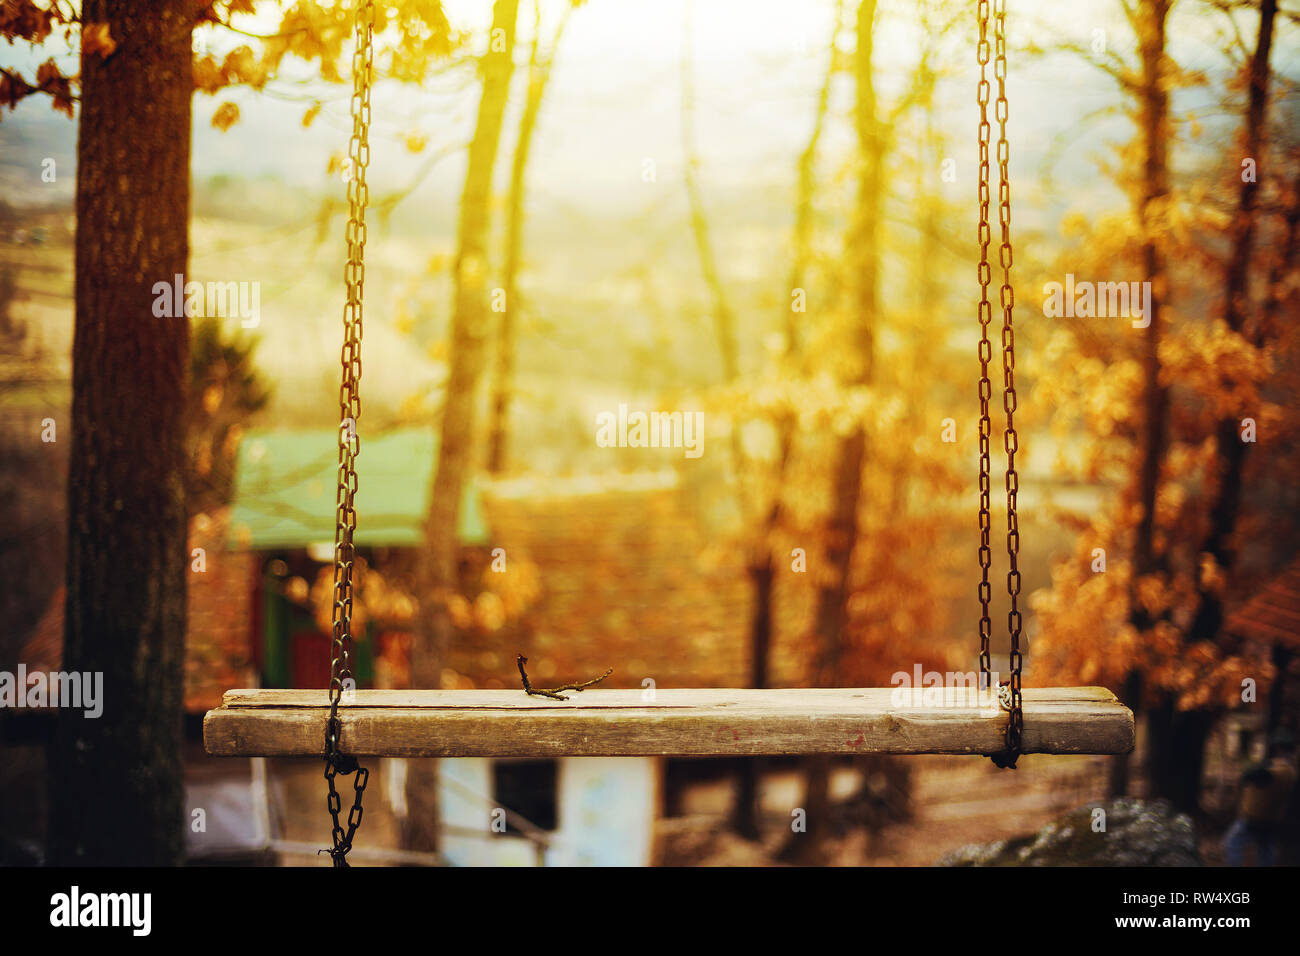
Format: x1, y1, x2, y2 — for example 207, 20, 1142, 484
204, 687, 1134, 757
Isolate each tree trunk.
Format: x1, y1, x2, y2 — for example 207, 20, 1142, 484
487, 1, 570, 475
794, 0, 880, 863
1147, 700, 1212, 814
1142, 0, 1278, 814
1186, 0, 1276, 647
1114, 0, 1171, 798
680, 0, 747, 486
732, 557, 774, 839
751, 0, 840, 841
1128, 0, 1171, 633
681, 5, 739, 386
405, 0, 519, 854
48, 0, 192, 866
680, 1, 761, 838
1108, 669, 1142, 796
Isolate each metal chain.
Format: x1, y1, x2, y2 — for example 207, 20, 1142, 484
977, 0, 1023, 767
975, 0, 994, 694
324, 0, 374, 867
994, 0, 1023, 759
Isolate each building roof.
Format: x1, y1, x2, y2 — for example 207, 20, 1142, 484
1227, 554, 1300, 649
228, 427, 489, 550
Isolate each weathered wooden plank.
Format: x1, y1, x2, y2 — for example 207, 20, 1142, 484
218, 686, 1124, 708
204, 687, 1134, 757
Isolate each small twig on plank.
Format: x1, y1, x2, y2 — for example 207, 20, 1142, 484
517, 654, 613, 701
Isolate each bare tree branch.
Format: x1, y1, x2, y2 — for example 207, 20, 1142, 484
517, 655, 612, 701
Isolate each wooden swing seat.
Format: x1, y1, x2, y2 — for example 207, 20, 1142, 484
203, 686, 1134, 758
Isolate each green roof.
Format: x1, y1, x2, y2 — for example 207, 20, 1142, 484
228, 427, 489, 550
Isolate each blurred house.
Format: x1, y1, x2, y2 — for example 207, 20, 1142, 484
426, 472, 815, 864
1197, 555, 1300, 818
207, 429, 796, 865
224, 426, 489, 694
1225, 555, 1300, 742
19, 427, 817, 864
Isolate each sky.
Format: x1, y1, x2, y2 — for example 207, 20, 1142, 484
4, 0, 1278, 219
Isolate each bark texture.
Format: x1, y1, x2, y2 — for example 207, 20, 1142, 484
49, 0, 193, 866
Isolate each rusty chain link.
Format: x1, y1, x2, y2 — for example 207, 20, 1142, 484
976, 0, 994, 693
977, 0, 1023, 768
994, 0, 1024, 763
323, 0, 374, 867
